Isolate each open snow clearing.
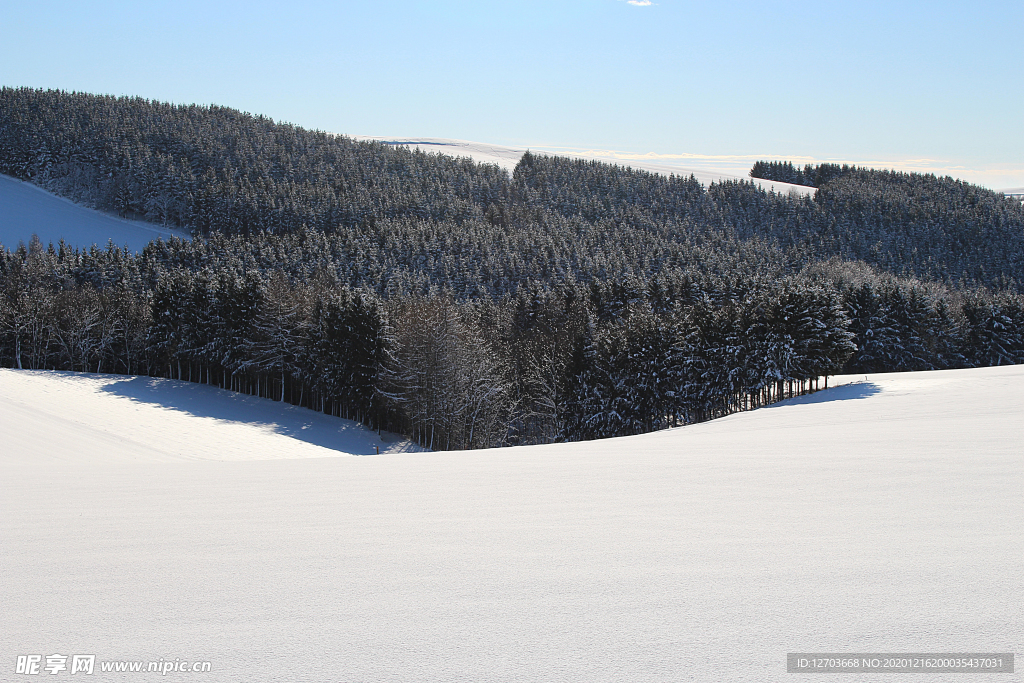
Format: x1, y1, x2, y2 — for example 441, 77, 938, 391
1, 366, 1021, 681
0, 173, 189, 252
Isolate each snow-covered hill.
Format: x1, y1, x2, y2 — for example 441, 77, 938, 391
0, 174, 189, 252
2, 366, 1020, 682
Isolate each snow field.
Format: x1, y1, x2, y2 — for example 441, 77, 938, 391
0, 174, 189, 253
0, 369, 418, 463
1, 366, 1021, 682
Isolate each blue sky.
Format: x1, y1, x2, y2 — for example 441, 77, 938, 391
2, 0, 1021, 188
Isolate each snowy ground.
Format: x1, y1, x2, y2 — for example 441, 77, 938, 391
0, 370, 419, 463
356, 136, 816, 197
0, 174, 189, 253
1, 366, 1020, 681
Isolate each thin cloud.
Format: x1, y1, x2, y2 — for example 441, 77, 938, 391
627, 1, 654, 5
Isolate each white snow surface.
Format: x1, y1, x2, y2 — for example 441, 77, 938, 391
0, 370, 418, 463
1, 366, 1021, 682
356, 136, 817, 197
0, 174, 188, 252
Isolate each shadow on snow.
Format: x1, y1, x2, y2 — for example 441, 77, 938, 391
97, 374, 413, 455
764, 380, 882, 409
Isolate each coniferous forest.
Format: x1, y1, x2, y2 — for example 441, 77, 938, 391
2, 87, 1023, 449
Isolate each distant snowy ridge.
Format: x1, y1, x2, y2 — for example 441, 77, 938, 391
355, 136, 816, 197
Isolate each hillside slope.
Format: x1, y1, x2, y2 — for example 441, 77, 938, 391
0, 174, 188, 251
0, 369, 417, 462
0, 134, 811, 253
1, 366, 1020, 681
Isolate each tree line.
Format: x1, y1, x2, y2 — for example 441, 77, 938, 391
749, 161, 850, 188
2, 239, 1022, 449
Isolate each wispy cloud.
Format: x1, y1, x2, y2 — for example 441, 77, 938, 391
626, 0, 653, 6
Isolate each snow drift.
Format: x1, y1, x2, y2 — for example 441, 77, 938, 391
1, 366, 1020, 681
